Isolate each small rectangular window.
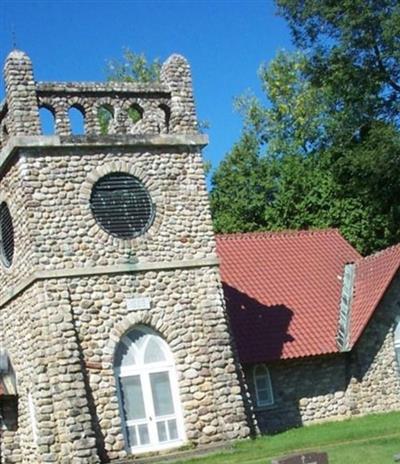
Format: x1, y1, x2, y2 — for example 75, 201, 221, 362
253, 364, 274, 407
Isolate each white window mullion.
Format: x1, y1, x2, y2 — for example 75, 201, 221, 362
142, 369, 158, 446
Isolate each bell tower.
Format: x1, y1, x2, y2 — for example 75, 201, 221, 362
0, 50, 249, 463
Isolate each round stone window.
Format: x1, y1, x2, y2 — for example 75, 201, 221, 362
0, 202, 14, 268
90, 172, 155, 239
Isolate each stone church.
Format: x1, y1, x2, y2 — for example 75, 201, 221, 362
1, 50, 400, 463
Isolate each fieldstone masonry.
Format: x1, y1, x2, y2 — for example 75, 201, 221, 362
244, 355, 349, 434
346, 272, 400, 416
0, 50, 250, 463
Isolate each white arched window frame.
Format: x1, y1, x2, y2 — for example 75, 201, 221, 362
114, 326, 186, 454
394, 319, 400, 372
253, 364, 274, 407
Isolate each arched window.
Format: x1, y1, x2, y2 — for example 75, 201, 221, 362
253, 364, 274, 407
68, 105, 85, 135
114, 326, 185, 454
394, 320, 400, 371
157, 104, 170, 133
128, 104, 143, 125
97, 104, 114, 134
39, 106, 56, 135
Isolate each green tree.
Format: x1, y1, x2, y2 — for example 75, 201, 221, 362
106, 48, 161, 83
210, 132, 276, 233
210, 0, 400, 254
276, 0, 400, 130
235, 51, 332, 156
211, 52, 338, 238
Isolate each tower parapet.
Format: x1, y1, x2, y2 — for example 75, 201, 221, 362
160, 54, 198, 133
0, 50, 199, 148
3, 50, 41, 139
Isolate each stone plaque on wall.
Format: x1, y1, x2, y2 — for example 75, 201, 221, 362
126, 297, 151, 311
271, 452, 329, 464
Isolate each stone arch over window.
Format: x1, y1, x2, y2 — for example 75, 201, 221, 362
253, 364, 274, 407
114, 326, 186, 454
39, 105, 56, 135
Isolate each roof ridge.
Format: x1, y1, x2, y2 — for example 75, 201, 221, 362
216, 228, 341, 240
357, 242, 400, 263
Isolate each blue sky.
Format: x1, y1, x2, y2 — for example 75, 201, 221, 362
0, 0, 293, 172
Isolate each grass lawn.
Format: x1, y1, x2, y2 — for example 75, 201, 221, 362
176, 412, 400, 464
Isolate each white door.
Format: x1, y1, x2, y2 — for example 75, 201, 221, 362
115, 327, 185, 453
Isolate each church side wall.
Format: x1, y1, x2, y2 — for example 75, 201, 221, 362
244, 272, 400, 435
347, 272, 400, 415
244, 355, 349, 434
0, 284, 39, 463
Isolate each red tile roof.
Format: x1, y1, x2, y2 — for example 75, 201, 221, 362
216, 229, 361, 363
349, 244, 400, 348
217, 230, 400, 363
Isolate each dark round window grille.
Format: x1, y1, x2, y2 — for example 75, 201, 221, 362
0, 202, 14, 268
90, 173, 155, 239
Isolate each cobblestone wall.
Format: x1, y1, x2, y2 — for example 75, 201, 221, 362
68, 268, 249, 461
24, 146, 215, 270
0, 154, 37, 300
347, 272, 400, 416
245, 355, 349, 434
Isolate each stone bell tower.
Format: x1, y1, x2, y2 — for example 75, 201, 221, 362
0, 50, 249, 463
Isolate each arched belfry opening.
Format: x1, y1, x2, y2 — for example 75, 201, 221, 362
114, 326, 186, 454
